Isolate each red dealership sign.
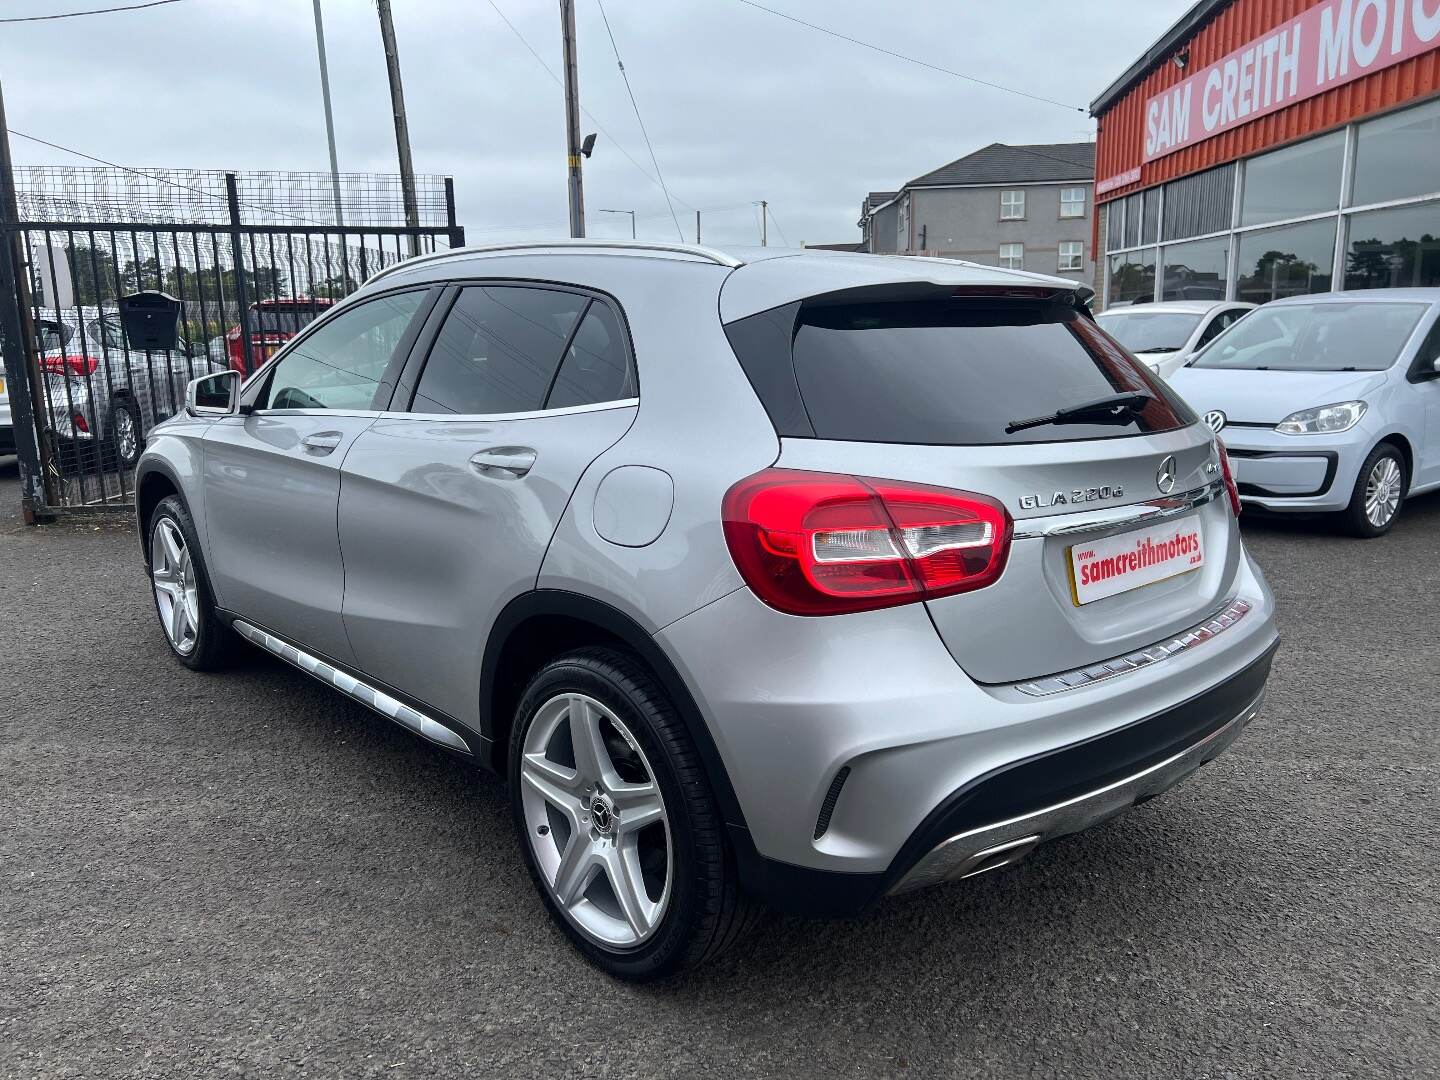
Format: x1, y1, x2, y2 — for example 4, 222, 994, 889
1143, 0, 1440, 162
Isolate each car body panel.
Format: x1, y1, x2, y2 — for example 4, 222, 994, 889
200, 411, 377, 665
338, 403, 637, 727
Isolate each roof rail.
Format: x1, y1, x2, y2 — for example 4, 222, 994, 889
368, 238, 744, 285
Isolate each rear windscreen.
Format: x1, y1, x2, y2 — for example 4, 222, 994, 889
727, 299, 1193, 446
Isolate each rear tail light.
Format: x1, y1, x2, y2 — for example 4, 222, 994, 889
722, 468, 1012, 616
1215, 437, 1242, 517
40, 352, 99, 377
72, 411, 89, 434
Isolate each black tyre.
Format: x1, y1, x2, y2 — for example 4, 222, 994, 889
110, 398, 142, 468
509, 647, 759, 981
147, 494, 239, 670
1340, 443, 1406, 538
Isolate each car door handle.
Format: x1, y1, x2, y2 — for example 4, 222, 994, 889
469, 446, 536, 479
301, 431, 344, 454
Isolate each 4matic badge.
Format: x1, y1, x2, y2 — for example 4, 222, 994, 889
1018, 485, 1124, 511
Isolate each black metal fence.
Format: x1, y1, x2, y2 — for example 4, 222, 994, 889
0, 173, 464, 517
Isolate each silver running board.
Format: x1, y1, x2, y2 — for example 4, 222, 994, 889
231, 620, 472, 754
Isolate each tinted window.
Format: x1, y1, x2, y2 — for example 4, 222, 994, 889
1343, 202, 1440, 290
1096, 311, 1202, 354
412, 286, 585, 414
756, 300, 1190, 446
547, 302, 634, 409
1351, 98, 1440, 207
1107, 250, 1156, 306
1191, 302, 1427, 372
261, 290, 425, 411
1161, 235, 1228, 300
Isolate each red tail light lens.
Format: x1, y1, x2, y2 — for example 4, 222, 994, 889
72, 411, 90, 434
40, 352, 99, 376
722, 468, 1012, 616
1215, 437, 1242, 517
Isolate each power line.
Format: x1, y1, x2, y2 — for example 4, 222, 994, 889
594, 0, 683, 242
0, 0, 185, 24
731, 0, 1085, 114
482, 0, 694, 212
5, 128, 327, 226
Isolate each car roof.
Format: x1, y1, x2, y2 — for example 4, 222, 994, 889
1266, 288, 1440, 305
1099, 300, 1252, 315
362, 240, 1092, 324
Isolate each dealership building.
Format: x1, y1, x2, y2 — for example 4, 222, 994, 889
1090, 0, 1440, 309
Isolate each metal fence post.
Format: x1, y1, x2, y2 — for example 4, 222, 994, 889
225, 174, 254, 372
0, 76, 55, 521
444, 176, 465, 248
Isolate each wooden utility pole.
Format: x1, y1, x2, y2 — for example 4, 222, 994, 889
559, 0, 585, 237
761, 200, 768, 246
376, 0, 420, 255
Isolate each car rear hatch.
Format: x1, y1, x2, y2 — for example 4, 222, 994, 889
723, 284, 1241, 686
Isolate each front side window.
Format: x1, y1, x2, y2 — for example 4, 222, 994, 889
260, 290, 426, 411
1197, 309, 1246, 348
1058, 241, 1084, 272
999, 243, 1024, 270
1190, 302, 1427, 372
411, 285, 586, 415
1060, 187, 1086, 218
1000, 190, 1025, 220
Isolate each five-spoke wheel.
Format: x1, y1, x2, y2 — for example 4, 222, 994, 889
151, 516, 199, 655
519, 692, 671, 948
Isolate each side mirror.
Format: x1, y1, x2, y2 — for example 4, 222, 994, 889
187, 369, 240, 416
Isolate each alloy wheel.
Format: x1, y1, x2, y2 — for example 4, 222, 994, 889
519, 693, 672, 950
114, 407, 138, 464
151, 517, 200, 655
1364, 456, 1402, 528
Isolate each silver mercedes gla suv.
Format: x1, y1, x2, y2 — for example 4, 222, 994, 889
135, 241, 1279, 980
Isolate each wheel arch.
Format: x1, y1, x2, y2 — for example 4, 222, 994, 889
135, 463, 181, 559
1375, 432, 1414, 487
479, 589, 749, 832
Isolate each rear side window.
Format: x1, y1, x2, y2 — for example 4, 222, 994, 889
411, 286, 586, 414
547, 302, 635, 408
727, 298, 1192, 445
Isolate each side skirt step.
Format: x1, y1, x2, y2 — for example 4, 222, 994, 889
231, 619, 472, 755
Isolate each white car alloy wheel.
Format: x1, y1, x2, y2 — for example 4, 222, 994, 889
113, 405, 139, 464
1364, 455, 1403, 528
150, 517, 200, 655
519, 692, 672, 950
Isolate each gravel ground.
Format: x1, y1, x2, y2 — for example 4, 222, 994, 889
1, 455, 1436, 1079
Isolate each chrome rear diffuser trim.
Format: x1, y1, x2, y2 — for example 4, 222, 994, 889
232, 620, 472, 754
890, 690, 1265, 896
1013, 597, 1253, 698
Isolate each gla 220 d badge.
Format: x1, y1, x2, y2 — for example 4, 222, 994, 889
1018, 484, 1125, 511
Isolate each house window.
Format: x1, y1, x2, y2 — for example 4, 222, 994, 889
1000, 190, 1025, 220
1058, 241, 1084, 271
999, 243, 1024, 270
1060, 187, 1086, 219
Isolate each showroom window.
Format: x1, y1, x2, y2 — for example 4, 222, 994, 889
1235, 219, 1336, 304
1107, 250, 1155, 306
1161, 236, 1229, 301
1241, 131, 1345, 226
1123, 192, 1143, 248
1060, 187, 1086, 219
1000, 190, 1025, 220
1344, 202, 1440, 290
1351, 97, 1440, 208
1058, 241, 1084, 272
999, 243, 1024, 270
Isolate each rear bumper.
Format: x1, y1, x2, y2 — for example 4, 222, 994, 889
730, 639, 1276, 917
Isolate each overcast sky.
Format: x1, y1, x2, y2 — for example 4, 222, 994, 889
2, 0, 1183, 246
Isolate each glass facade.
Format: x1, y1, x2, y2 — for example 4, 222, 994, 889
1161, 236, 1229, 301
1102, 97, 1440, 309
1107, 250, 1155, 306
1236, 220, 1336, 304
1344, 202, 1440, 290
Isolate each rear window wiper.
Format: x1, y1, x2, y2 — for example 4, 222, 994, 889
1006, 391, 1154, 434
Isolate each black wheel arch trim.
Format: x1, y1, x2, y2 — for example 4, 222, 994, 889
134, 460, 186, 562
478, 589, 752, 840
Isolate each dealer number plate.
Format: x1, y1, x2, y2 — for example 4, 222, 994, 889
1068, 518, 1205, 606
